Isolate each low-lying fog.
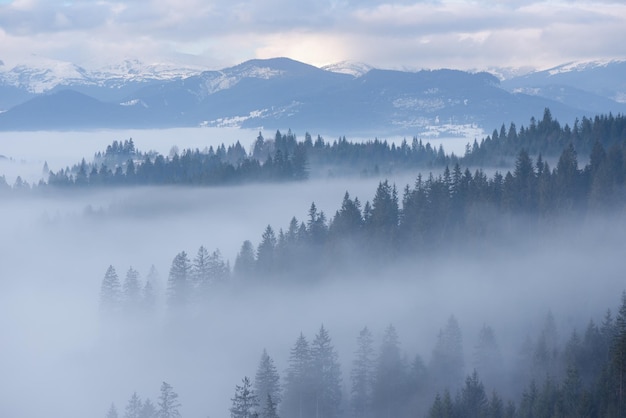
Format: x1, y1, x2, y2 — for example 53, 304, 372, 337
0, 128, 621, 418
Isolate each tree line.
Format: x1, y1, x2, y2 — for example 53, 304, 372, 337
2, 110, 625, 191
99, 137, 626, 312
104, 293, 626, 418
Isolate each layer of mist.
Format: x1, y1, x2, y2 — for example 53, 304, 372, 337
0, 128, 620, 418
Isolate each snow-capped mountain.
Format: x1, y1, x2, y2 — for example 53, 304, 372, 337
501, 59, 626, 105
0, 57, 205, 108
0, 57, 624, 135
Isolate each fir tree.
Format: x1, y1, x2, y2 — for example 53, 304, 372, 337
230, 376, 259, 418
167, 251, 191, 309
255, 349, 282, 409
124, 392, 143, 418
100, 265, 122, 314
157, 382, 181, 418
351, 326, 375, 418
310, 325, 342, 418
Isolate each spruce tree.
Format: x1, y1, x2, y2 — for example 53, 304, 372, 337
429, 315, 464, 394
254, 349, 282, 409
157, 382, 181, 418
351, 326, 375, 418
123, 267, 142, 312
372, 324, 407, 418
100, 265, 122, 314
310, 325, 342, 418
282, 333, 313, 418
107, 403, 119, 418
140, 398, 157, 418
167, 252, 191, 309
230, 377, 259, 418
124, 392, 143, 418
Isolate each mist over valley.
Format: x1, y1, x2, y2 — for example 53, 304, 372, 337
2, 115, 626, 417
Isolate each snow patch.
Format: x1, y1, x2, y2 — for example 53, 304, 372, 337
201, 66, 284, 95
546, 59, 626, 76
203, 109, 267, 128
613, 92, 626, 104
120, 99, 147, 107
322, 61, 373, 77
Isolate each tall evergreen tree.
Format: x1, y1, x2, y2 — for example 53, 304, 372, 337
430, 315, 464, 394
255, 349, 282, 409
124, 392, 143, 418
257, 226, 277, 276
157, 382, 181, 418
261, 394, 280, 418
310, 325, 342, 418
234, 240, 256, 281
123, 267, 142, 312
107, 403, 119, 418
372, 324, 407, 418
282, 333, 313, 418
100, 265, 122, 314
140, 398, 157, 418
230, 376, 259, 418
351, 326, 375, 418
167, 251, 191, 309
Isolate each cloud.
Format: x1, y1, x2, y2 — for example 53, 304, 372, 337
0, 0, 624, 70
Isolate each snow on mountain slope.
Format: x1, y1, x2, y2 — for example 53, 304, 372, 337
322, 61, 373, 77
546, 59, 626, 76
0, 57, 205, 93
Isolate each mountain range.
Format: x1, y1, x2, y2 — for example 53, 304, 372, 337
0, 57, 624, 136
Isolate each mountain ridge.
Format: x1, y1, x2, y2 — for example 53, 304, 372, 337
0, 57, 624, 135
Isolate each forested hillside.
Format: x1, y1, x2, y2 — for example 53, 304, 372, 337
1, 109, 624, 191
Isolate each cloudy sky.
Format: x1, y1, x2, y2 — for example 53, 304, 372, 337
0, 0, 625, 71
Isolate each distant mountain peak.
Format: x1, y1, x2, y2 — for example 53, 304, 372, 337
0, 57, 205, 93
322, 61, 373, 77
545, 58, 626, 76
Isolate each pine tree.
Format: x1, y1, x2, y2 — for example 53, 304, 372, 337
100, 265, 122, 314
123, 267, 142, 312
124, 392, 143, 418
157, 382, 181, 418
230, 376, 259, 418
192, 245, 211, 290
107, 403, 119, 418
310, 325, 342, 418
234, 240, 256, 281
613, 291, 626, 415
458, 370, 488, 418
351, 326, 375, 418
430, 315, 464, 394
140, 398, 157, 418
257, 226, 277, 276
255, 349, 282, 409
261, 394, 280, 418
473, 324, 503, 391
372, 324, 407, 418
167, 252, 191, 309
282, 333, 313, 418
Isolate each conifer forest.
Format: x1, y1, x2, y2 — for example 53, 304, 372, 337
2, 110, 626, 418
